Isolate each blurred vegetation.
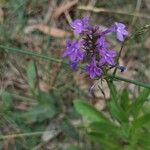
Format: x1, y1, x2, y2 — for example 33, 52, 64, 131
0, 0, 150, 149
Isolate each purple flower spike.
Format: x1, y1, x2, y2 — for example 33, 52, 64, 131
71, 17, 90, 35
85, 56, 102, 79
114, 22, 128, 41
62, 17, 128, 78
63, 40, 85, 62
99, 49, 117, 65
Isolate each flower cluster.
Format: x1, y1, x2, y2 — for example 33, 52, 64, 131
63, 17, 128, 79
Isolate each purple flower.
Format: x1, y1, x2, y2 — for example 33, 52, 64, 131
62, 17, 128, 78
69, 61, 77, 70
62, 39, 72, 57
71, 17, 90, 35
63, 40, 85, 62
114, 22, 128, 41
99, 49, 117, 65
96, 36, 107, 49
85, 56, 102, 79
101, 22, 128, 42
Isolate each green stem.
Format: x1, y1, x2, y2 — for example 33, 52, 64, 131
112, 40, 126, 77
1, 44, 150, 89
0, 44, 63, 64
106, 78, 118, 102
108, 74, 150, 89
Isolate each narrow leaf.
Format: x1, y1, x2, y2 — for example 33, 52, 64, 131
88, 133, 121, 149
88, 122, 120, 135
120, 89, 129, 111
132, 113, 150, 130
128, 89, 150, 117
27, 61, 36, 89
108, 100, 128, 123
74, 100, 108, 123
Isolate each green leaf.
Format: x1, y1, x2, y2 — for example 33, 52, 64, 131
37, 91, 55, 104
87, 132, 121, 150
27, 61, 36, 89
60, 118, 79, 140
88, 122, 120, 136
137, 132, 150, 149
128, 89, 150, 117
17, 91, 58, 123
108, 100, 128, 123
74, 100, 108, 123
120, 89, 129, 111
107, 80, 118, 102
132, 113, 150, 130
143, 101, 150, 114
1, 91, 12, 109
107, 81, 129, 123
65, 146, 80, 150
18, 103, 57, 123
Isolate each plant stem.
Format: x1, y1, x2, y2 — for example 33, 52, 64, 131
108, 74, 150, 89
112, 40, 126, 76
1, 44, 150, 89
0, 44, 63, 64
105, 78, 118, 102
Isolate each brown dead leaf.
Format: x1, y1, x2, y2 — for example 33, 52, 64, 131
24, 24, 71, 38
54, 0, 78, 18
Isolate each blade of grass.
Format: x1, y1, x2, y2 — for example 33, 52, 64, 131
0, 44, 63, 63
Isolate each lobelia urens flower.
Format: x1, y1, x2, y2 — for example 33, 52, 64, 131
63, 17, 128, 79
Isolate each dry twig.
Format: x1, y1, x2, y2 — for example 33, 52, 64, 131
24, 24, 71, 38
78, 5, 150, 19
54, 0, 78, 18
